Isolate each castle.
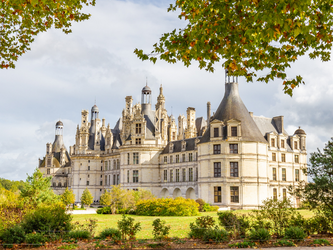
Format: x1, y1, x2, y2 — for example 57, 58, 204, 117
38, 75, 307, 209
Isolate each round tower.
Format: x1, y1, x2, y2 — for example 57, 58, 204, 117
141, 84, 152, 114
52, 120, 65, 153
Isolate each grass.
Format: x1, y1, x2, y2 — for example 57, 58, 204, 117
71, 210, 315, 240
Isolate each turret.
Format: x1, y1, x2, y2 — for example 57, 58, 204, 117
52, 121, 65, 153
141, 84, 152, 115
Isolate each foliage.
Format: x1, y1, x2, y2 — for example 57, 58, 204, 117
21, 202, 72, 234
202, 227, 229, 243
228, 241, 255, 248
0, 0, 96, 69
80, 188, 93, 207
251, 198, 303, 237
304, 214, 332, 234
25, 232, 48, 247
274, 239, 296, 246
0, 178, 25, 192
61, 188, 75, 207
188, 215, 215, 239
96, 206, 112, 214
135, 0, 333, 96
196, 198, 205, 212
99, 228, 121, 240
247, 228, 271, 242
117, 215, 141, 240
217, 211, 250, 237
20, 168, 59, 206
57, 244, 78, 249
68, 230, 91, 239
152, 218, 171, 241
291, 138, 333, 229
136, 197, 199, 216
71, 218, 97, 237
312, 239, 331, 246
284, 226, 306, 241
0, 224, 25, 245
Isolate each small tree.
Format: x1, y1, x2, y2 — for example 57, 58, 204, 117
20, 168, 59, 206
152, 218, 171, 241
61, 188, 75, 207
100, 190, 112, 207
117, 215, 141, 240
291, 138, 333, 228
81, 188, 93, 208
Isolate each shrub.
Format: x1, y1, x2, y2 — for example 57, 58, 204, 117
304, 214, 332, 234
99, 228, 121, 240
68, 230, 91, 239
196, 199, 205, 212
117, 215, 141, 240
217, 211, 250, 238
0, 224, 25, 245
21, 202, 72, 234
247, 228, 271, 242
71, 218, 98, 237
284, 226, 306, 241
136, 197, 199, 216
152, 218, 170, 240
274, 239, 295, 246
188, 216, 215, 239
202, 227, 229, 243
228, 241, 255, 248
96, 207, 111, 214
25, 232, 47, 247
312, 239, 331, 246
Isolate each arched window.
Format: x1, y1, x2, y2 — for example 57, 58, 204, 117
58, 182, 62, 187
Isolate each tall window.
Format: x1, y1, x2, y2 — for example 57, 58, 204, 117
213, 144, 221, 154
273, 188, 277, 200
281, 140, 285, 148
47, 158, 51, 166
283, 189, 287, 200
189, 168, 193, 181
230, 186, 239, 202
230, 144, 238, 154
176, 169, 180, 182
127, 170, 130, 183
214, 127, 219, 137
294, 141, 298, 149
164, 170, 167, 182
117, 159, 120, 169
100, 181, 103, 186
281, 153, 286, 162
133, 170, 139, 183
214, 186, 222, 203
295, 155, 299, 163
136, 123, 141, 134
189, 153, 193, 162
170, 170, 173, 182
282, 168, 286, 181
127, 153, 130, 165
182, 154, 185, 162
164, 156, 167, 164
88, 166, 90, 171
170, 155, 173, 163
272, 153, 276, 161
295, 169, 300, 181
196, 167, 198, 181
117, 174, 119, 185
176, 155, 180, 163
113, 175, 116, 185
172, 132, 176, 140
86, 181, 89, 186
133, 153, 139, 164
182, 169, 186, 182
135, 138, 141, 145
214, 162, 221, 177
230, 162, 239, 177
273, 168, 277, 181
271, 138, 275, 147
231, 126, 237, 136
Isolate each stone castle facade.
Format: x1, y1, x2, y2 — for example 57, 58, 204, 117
38, 76, 307, 209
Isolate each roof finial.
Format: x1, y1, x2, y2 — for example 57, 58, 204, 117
146, 76, 148, 86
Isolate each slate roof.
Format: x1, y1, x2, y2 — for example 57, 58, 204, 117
161, 137, 201, 154
200, 82, 266, 144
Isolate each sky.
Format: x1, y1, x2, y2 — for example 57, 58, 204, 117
1, 0, 333, 181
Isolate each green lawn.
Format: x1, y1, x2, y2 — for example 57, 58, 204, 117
72, 210, 314, 239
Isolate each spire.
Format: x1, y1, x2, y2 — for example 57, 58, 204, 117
52, 121, 66, 152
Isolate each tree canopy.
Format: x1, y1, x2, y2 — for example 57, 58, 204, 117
0, 0, 96, 69
61, 187, 75, 206
135, 0, 333, 96
80, 188, 93, 207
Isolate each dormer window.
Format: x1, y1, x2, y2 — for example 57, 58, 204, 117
181, 141, 186, 151
271, 138, 275, 147
169, 143, 174, 153
231, 126, 237, 136
214, 127, 219, 137
294, 141, 298, 150
136, 123, 142, 134
136, 138, 141, 145
281, 140, 285, 148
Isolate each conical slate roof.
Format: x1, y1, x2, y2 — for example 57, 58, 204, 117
200, 81, 267, 144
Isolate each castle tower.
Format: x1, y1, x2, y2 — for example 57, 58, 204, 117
185, 107, 197, 139
177, 115, 186, 140
52, 121, 65, 152
168, 115, 177, 141
155, 85, 165, 110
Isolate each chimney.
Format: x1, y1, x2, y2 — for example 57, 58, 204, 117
207, 102, 211, 126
